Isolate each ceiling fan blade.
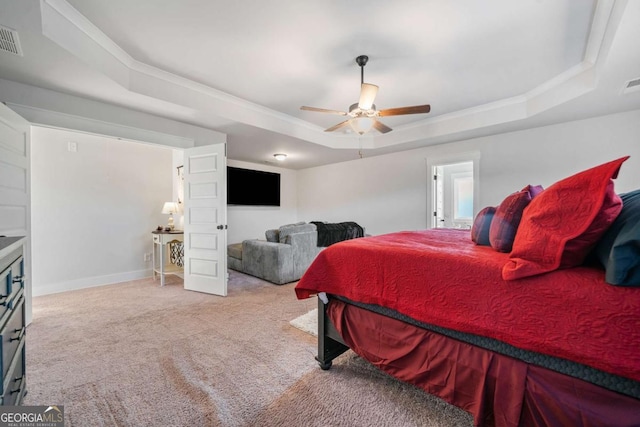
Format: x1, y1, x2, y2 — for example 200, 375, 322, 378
301, 106, 348, 115
372, 120, 392, 134
358, 83, 379, 110
324, 120, 352, 133
378, 104, 431, 117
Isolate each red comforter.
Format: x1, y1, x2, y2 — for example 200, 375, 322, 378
295, 229, 640, 382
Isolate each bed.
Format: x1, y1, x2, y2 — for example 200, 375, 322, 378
295, 158, 640, 426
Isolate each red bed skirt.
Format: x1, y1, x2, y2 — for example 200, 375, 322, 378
328, 299, 640, 427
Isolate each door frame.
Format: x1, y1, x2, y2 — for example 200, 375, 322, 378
426, 151, 480, 229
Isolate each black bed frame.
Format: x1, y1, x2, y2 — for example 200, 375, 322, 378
315, 297, 348, 370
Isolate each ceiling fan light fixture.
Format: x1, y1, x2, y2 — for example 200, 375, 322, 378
350, 117, 375, 135
273, 153, 287, 161
300, 54, 430, 135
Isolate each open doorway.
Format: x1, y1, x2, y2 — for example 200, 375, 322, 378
426, 153, 480, 229
29, 126, 176, 296
433, 162, 474, 228
30, 127, 228, 297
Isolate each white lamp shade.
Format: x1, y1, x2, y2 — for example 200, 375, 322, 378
358, 83, 378, 110
161, 202, 178, 214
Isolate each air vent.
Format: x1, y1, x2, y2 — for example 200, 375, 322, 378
0, 26, 23, 56
623, 77, 640, 95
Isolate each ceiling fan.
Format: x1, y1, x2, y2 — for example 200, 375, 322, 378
301, 55, 431, 135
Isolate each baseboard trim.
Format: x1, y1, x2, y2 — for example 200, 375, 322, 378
32, 269, 153, 297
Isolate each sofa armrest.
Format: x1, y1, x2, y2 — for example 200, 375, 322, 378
285, 231, 323, 279
242, 240, 295, 285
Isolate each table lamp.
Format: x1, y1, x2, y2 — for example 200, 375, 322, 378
161, 202, 178, 230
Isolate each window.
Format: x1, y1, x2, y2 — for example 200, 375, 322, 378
453, 174, 473, 221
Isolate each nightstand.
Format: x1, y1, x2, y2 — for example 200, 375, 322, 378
152, 230, 184, 286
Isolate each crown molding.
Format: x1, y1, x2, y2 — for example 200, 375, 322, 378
7, 102, 195, 148
41, 0, 325, 132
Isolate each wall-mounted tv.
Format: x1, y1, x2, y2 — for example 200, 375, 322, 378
227, 166, 281, 206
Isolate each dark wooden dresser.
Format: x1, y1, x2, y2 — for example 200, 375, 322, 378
0, 236, 26, 405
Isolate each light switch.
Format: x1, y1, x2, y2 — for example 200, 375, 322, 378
68, 142, 77, 152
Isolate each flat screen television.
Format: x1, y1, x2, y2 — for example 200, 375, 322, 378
227, 166, 281, 206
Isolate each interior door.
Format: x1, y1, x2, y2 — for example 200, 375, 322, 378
0, 103, 32, 323
433, 166, 444, 228
183, 144, 227, 296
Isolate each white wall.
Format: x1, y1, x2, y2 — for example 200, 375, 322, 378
226, 160, 298, 244
297, 109, 640, 236
31, 127, 173, 295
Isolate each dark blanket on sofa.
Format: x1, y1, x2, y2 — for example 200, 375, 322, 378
311, 221, 364, 247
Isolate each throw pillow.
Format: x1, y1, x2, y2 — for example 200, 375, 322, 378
503, 156, 628, 281
560, 179, 622, 267
471, 206, 496, 246
592, 189, 640, 286
524, 184, 545, 198
489, 185, 543, 252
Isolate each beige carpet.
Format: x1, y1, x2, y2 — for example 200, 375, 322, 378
25, 271, 473, 427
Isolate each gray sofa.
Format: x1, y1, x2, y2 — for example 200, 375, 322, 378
227, 222, 323, 285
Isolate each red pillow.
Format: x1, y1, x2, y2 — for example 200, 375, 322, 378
471, 206, 496, 246
489, 185, 543, 252
561, 179, 621, 267
503, 157, 628, 280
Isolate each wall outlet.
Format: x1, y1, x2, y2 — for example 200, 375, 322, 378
68, 141, 77, 152
144, 253, 151, 262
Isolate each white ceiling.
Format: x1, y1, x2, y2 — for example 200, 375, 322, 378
1, 0, 639, 169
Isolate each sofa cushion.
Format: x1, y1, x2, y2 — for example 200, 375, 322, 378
227, 243, 243, 260
265, 229, 279, 242
279, 223, 316, 244
265, 222, 304, 242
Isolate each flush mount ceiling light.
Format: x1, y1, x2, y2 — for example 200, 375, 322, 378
273, 153, 287, 161
301, 55, 431, 135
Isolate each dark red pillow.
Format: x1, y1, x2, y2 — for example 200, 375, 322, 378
503, 157, 628, 280
471, 206, 496, 246
489, 185, 543, 252
561, 179, 621, 267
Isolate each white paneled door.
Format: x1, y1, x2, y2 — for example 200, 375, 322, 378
183, 144, 227, 296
